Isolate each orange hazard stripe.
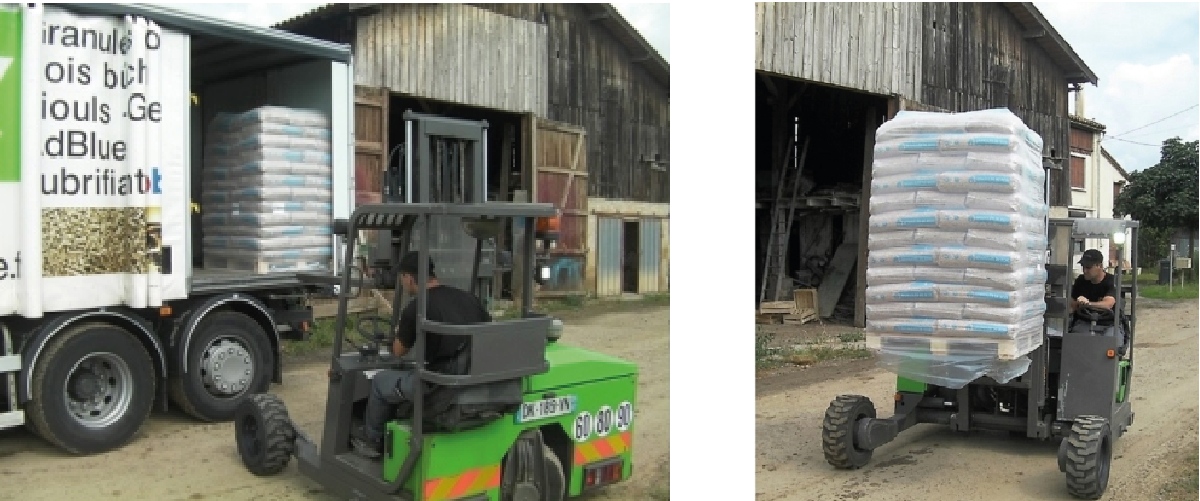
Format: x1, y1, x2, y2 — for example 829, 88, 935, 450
573, 431, 632, 465
423, 464, 501, 501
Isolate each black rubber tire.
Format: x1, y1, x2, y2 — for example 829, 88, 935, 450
169, 311, 274, 422
234, 393, 296, 476
822, 395, 876, 469
26, 322, 155, 455
1063, 415, 1113, 500
543, 445, 566, 501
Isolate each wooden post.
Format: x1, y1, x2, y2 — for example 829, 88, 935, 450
855, 106, 878, 328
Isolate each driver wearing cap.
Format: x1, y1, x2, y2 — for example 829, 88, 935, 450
1070, 249, 1117, 313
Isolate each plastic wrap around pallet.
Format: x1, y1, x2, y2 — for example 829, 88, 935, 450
865, 108, 1049, 388
205, 201, 333, 215
203, 224, 332, 239
201, 186, 332, 204
203, 174, 332, 189
203, 235, 330, 251
207, 160, 332, 177
202, 211, 331, 227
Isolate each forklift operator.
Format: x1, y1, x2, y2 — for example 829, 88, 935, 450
1069, 249, 1117, 313
352, 252, 492, 458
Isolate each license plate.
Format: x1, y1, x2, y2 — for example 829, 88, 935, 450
516, 396, 576, 423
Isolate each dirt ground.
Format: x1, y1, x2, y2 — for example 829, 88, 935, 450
0, 304, 669, 501
756, 298, 1199, 501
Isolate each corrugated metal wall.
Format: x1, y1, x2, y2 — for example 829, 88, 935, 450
755, 2, 924, 99
596, 217, 622, 296
355, 3, 548, 115
639, 218, 662, 293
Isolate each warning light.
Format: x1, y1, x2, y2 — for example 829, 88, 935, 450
1106, 349, 1115, 359
894, 392, 903, 402
159, 306, 172, 317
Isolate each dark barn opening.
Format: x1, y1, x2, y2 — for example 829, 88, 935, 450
623, 220, 640, 293
756, 74, 889, 324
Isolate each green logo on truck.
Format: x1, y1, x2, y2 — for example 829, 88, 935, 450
0, 6, 19, 183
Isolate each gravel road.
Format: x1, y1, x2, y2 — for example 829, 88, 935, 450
756, 298, 1198, 501
0, 305, 669, 501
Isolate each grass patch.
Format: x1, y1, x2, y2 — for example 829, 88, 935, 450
1159, 448, 1199, 501
282, 313, 370, 357
1139, 282, 1199, 299
757, 329, 872, 370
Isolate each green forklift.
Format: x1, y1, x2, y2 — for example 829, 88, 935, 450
823, 216, 1139, 500
232, 114, 639, 501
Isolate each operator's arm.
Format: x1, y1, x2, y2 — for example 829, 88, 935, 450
1096, 277, 1117, 310
392, 302, 417, 357
1069, 276, 1085, 312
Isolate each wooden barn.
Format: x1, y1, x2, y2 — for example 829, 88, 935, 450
755, 2, 1097, 326
273, 3, 670, 300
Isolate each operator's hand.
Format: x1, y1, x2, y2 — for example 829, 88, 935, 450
1076, 296, 1090, 306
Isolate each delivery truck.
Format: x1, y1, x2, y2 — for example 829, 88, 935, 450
0, 3, 355, 454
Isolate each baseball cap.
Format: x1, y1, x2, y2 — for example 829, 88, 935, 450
1078, 249, 1104, 267
398, 252, 436, 276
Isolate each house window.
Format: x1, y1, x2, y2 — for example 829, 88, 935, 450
1070, 155, 1086, 189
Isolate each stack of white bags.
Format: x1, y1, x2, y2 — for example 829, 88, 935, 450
864, 108, 1050, 388
200, 106, 334, 273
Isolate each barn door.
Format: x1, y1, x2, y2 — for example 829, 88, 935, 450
354, 86, 388, 205
597, 217, 622, 296
639, 218, 663, 293
531, 117, 588, 295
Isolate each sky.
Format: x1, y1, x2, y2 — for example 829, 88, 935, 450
1035, 2, 1199, 173
155, 2, 669, 62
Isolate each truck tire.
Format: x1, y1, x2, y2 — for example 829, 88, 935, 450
169, 311, 273, 422
26, 322, 156, 455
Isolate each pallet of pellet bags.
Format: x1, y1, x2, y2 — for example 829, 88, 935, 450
863, 108, 1050, 388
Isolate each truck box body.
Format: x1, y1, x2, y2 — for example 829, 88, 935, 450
0, 3, 353, 454
0, 3, 353, 318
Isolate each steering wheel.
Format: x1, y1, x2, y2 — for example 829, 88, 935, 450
354, 314, 393, 355
1075, 303, 1115, 324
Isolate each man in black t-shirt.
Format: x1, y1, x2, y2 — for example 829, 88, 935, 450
352, 252, 491, 458
1070, 249, 1117, 314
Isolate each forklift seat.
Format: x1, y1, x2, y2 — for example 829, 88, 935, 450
399, 315, 553, 432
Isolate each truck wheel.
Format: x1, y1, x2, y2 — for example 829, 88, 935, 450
1063, 416, 1112, 500
170, 311, 273, 422
26, 322, 156, 455
234, 393, 295, 476
822, 395, 876, 469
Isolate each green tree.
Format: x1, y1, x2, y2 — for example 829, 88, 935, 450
1114, 137, 1199, 266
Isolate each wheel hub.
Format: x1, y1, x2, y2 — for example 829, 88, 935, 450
201, 338, 255, 397
63, 353, 134, 429
68, 371, 102, 401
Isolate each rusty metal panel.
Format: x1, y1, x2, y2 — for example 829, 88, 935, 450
639, 218, 662, 293
597, 217, 622, 296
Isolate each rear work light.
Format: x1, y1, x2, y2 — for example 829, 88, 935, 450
582, 457, 624, 489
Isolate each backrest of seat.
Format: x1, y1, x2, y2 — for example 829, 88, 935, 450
420, 316, 551, 386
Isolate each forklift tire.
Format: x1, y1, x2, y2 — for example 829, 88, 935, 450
822, 395, 876, 469
1062, 416, 1113, 500
170, 311, 274, 422
542, 445, 566, 501
26, 322, 156, 455
234, 393, 296, 477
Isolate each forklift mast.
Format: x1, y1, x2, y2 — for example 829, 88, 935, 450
370, 111, 506, 299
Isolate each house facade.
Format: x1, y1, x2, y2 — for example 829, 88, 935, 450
1062, 92, 1132, 272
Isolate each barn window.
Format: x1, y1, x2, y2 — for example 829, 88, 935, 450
1070, 155, 1086, 189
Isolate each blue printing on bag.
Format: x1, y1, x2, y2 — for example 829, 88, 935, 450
967, 174, 1014, 186
898, 140, 939, 152
898, 178, 938, 189
967, 290, 1014, 303
961, 323, 1010, 335
893, 290, 935, 300
894, 322, 936, 334
969, 213, 1012, 226
897, 215, 937, 227
967, 253, 1013, 265
968, 136, 1012, 148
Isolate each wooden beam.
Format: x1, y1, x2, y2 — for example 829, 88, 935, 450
759, 73, 779, 99
855, 106, 878, 328
1023, 28, 1047, 39
588, 12, 611, 21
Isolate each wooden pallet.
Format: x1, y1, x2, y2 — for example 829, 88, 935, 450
782, 308, 819, 325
